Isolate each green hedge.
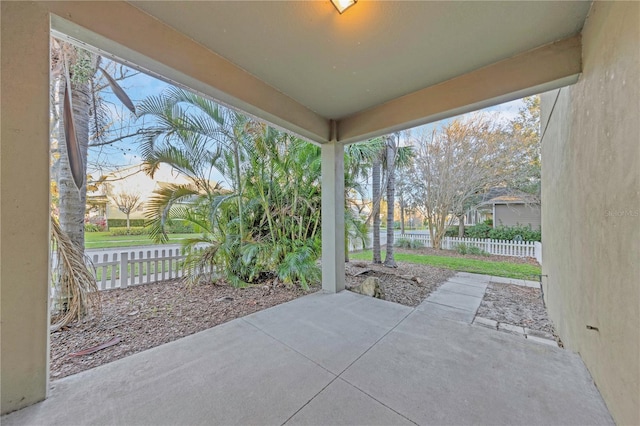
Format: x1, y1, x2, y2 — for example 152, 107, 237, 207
488, 225, 541, 242
466, 223, 492, 239
445, 223, 541, 242
107, 218, 146, 228
109, 227, 147, 236
165, 221, 196, 234
106, 219, 195, 234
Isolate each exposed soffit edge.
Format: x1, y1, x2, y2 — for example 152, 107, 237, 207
48, 1, 589, 145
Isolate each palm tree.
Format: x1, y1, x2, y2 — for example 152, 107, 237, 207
51, 40, 137, 249
50, 40, 136, 327
344, 139, 384, 262
138, 90, 329, 288
368, 133, 414, 267
138, 88, 375, 287
383, 135, 398, 267
371, 157, 383, 263
51, 41, 97, 249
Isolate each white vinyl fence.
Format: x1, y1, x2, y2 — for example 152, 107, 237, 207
76, 233, 539, 292
87, 247, 212, 290
397, 233, 541, 259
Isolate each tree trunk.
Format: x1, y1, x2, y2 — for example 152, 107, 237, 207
51, 48, 96, 317
384, 137, 397, 268
56, 75, 92, 250
126, 213, 131, 230
400, 196, 406, 234
345, 228, 350, 263
372, 158, 382, 263
232, 137, 244, 243
458, 213, 465, 238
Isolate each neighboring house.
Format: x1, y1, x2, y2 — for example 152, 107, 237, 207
463, 208, 488, 227
85, 164, 193, 223
463, 188, 541, 229
477, 195, 541, 229
85, 194, 108, 219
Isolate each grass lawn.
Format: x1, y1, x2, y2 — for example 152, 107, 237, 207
85, 232, 197, 249
350, 250, 541, 280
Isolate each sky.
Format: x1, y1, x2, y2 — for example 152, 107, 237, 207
89, 59, 525, 192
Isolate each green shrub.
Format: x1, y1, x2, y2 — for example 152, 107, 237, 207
109, 227, 147, 236
488, 224, 541, 242
165, 221, 196, 234
395, 238, 424, 249
84, 223, 101, 232
466, 223, 492, 239
107, 218, 146, 228
467, 246, 490, 256
445, 226, 460, 237
455, 243, 469, 255
456, 243, 490, 256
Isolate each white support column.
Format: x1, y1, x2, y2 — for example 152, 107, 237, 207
1, 2, 51, 413
321, 141, 345, 293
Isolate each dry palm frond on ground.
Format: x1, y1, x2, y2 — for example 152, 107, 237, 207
50, 215, 100, 332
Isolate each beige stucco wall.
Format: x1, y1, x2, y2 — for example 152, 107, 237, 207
1, 2, 52, 414
494, 204, 541, 229
541, 2, 640, 424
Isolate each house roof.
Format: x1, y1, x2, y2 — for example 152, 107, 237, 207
86, 195, 109, 205
50, 1, 590, 144
477, 192, 540, 209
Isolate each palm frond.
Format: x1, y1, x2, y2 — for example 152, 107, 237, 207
98, 67, 136, 115
50, 215, 100, 332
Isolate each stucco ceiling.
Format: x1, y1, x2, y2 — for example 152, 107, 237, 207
130, 1, 591, 120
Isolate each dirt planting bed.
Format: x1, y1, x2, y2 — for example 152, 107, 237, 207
50, 261, 453, 380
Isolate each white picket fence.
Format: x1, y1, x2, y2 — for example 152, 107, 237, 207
88, 248, 211, 290
80, 233, 540, 292
398, 233, 541, 259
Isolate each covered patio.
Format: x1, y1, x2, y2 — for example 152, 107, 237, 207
2, 273, 612, 425
2, 1, 638, 423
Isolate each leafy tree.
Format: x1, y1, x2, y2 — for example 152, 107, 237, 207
410, 113, 514, 249
507, 96, 541, 200
111, 191, 142, 230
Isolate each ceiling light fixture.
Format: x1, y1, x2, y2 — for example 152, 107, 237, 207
330, 0, 357, 14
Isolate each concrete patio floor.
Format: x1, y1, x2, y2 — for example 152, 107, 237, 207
3, 273, 613, 425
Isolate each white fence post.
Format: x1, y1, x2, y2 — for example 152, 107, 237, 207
534, 241, 543, 264
120, 252, 128, 289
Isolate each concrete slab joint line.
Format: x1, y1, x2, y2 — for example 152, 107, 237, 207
473, 317, 559, 347
1, 291, 613, 425
499, 322, 526, 335
474, 316, 498, 329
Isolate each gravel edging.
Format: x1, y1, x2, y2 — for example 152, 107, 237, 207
475, 282, 561, 346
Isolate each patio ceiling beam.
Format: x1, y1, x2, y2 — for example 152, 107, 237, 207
337, 35, 582, 144
45, 1, 331, 145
